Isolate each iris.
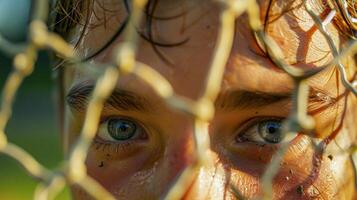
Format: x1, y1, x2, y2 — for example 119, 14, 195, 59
107, 118, 137, 140
258, 120, 282, 143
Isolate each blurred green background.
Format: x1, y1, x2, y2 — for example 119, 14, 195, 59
0, 1, 70, 199
0, 52, 71, 200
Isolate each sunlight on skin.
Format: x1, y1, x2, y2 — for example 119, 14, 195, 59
62, 0, 356, 199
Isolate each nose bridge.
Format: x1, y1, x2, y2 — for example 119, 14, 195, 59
164, 120, 196, 174
181, 157, 229, 200
162, 120, 227, 199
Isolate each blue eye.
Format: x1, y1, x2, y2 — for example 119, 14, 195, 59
258, 120, 282, 143
97, 118, 144, 142
237, 119, 297, 144
107, 118, 136, 140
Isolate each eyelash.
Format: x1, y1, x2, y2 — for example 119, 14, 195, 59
92, 115, 299, 156
236, 117, 298, 145
92, 116, 149, 153
92, 137, 136, 154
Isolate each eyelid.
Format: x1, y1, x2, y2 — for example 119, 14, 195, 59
236, 116, 283, 137
236, 117, 298, 144
93, 116, 150, 157
98, 116, 149, 141
92, 136, 146, 158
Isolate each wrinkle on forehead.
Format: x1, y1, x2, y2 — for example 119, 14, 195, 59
222, 55, 294, 94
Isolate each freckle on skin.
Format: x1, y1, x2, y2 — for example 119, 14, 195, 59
328, 155, 333, 160
98, 161, 104, 168
297, 185, 304, 196
289, 169, 293, 175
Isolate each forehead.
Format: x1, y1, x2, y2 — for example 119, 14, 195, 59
71, 0, 340, 99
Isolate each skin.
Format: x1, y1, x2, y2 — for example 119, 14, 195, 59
62, 0, 357, 199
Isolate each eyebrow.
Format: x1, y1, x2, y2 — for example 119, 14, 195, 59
67, 82, 290, 114
67, 82, 335, 114
66, 82, 153, 113
215, 90, 292, 110
216, 86, 337, 111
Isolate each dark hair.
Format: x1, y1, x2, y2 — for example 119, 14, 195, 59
53, 0, 357, 63
53, 0, 190, 64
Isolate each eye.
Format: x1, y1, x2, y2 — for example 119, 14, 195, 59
98, 118, 146, 142
237, 119, 298, 144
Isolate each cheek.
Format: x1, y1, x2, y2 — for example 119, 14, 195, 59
275, 142, 354, 199
83, 118, 196, 199
85, 148, 153, 192
224, 134, 354, 199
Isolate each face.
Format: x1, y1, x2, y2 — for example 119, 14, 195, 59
63, 0, 357, 199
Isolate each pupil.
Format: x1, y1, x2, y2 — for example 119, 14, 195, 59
119, 124, 129, 132
267, 125, 277, 134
